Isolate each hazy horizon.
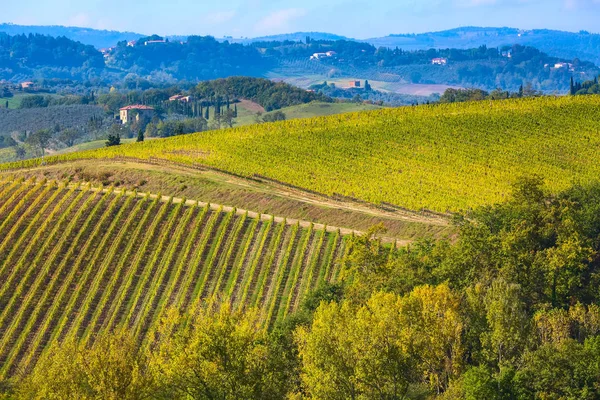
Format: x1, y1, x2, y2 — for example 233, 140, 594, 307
2, 0, 600, 39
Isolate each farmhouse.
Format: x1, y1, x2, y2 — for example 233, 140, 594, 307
20, 81, 35, 89
119, 105, 155, 124
169, 95, 193, 102
310, 51, 337, 60
432, 58, 448, 65
348, 80, 361, 88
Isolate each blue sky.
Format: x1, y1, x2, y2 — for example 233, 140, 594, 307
3, 0, 600, 38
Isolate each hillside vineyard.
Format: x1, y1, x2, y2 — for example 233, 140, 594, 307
0, 180, 349, 378
6, 96, 600, 212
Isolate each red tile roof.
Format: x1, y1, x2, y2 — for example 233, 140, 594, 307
120, 105, 155, 111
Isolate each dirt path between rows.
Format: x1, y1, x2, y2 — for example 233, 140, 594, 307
119, 159, 450, 227
99, 186, 409, 245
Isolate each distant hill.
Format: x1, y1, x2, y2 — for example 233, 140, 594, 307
3, 23, 600, 65
0, 23, 143, 48
229, 32, 351, 44
364, 27, 600, 65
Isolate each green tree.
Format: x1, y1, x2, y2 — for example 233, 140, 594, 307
59, 128, 80, 147
295, 292, 417, 399
105, 134, 121, 147
13, 145, 26, 160
136, 128, 144, 142
25, 129, 51, 158
151, 303, 290, 400
16, 330, 155, 400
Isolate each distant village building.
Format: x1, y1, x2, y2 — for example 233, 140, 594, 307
119, 105, 155, 125
431, 58, 448, 65
145, 40, 167, 45
501, 50, 512, 58
310, 51, 337, 60
20, 81, 35, 89
127, 40, 137, 47
348, 80, 361, 88
553, 62, 574, 71
100, 47, 114, 59
169, 95, 193, 102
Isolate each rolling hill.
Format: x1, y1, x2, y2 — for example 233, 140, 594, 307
6, 95, 600, 212
0, 179, 350, 378
366, 27, 600, 65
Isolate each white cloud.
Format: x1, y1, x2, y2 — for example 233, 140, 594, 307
254, 8, 307, 34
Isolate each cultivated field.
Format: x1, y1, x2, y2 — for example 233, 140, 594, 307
8, 95, 600, 212
0, 180, 349, 378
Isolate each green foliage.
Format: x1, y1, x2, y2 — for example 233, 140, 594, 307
105, 133, 121, 147
262, 110, 287, 123
16, 330, 155, 400
152, 303, 293, 399
194, 77, 330, 111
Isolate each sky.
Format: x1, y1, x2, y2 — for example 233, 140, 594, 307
2, 0, 600, 39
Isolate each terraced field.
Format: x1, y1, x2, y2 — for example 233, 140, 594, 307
0, 179, 349, 378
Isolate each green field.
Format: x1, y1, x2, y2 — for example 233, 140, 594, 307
0, 180, 349, 378
7, 95, 600, 212
0, 93, 63, 109
235, 100, 382, 126
54, 138, 136, 155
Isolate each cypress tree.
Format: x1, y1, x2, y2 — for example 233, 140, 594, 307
570, 77, 575, 96
137, 129, 144, 142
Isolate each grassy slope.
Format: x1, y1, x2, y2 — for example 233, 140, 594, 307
2, 160, 451, 241
235, 101, 383, 126
0, 181, 349, 377
54, 138, 136, 155
5, 95, 600, 212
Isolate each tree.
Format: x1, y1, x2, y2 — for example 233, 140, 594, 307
59, 128, 80, 147
480, 279, 531, 368
222, 109, 237, 128
400, 285, 465, 393
262, 111, 286, 123
364, 80, 372, 91
26, 129, 51, 158
513, 338, 600, 399
13, 145, 26, 160
106, 134, 121, 147
151, 303, 290, 399
16, 330, 156, 400
295, 292, 417, 399
136, 128, 144, 142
